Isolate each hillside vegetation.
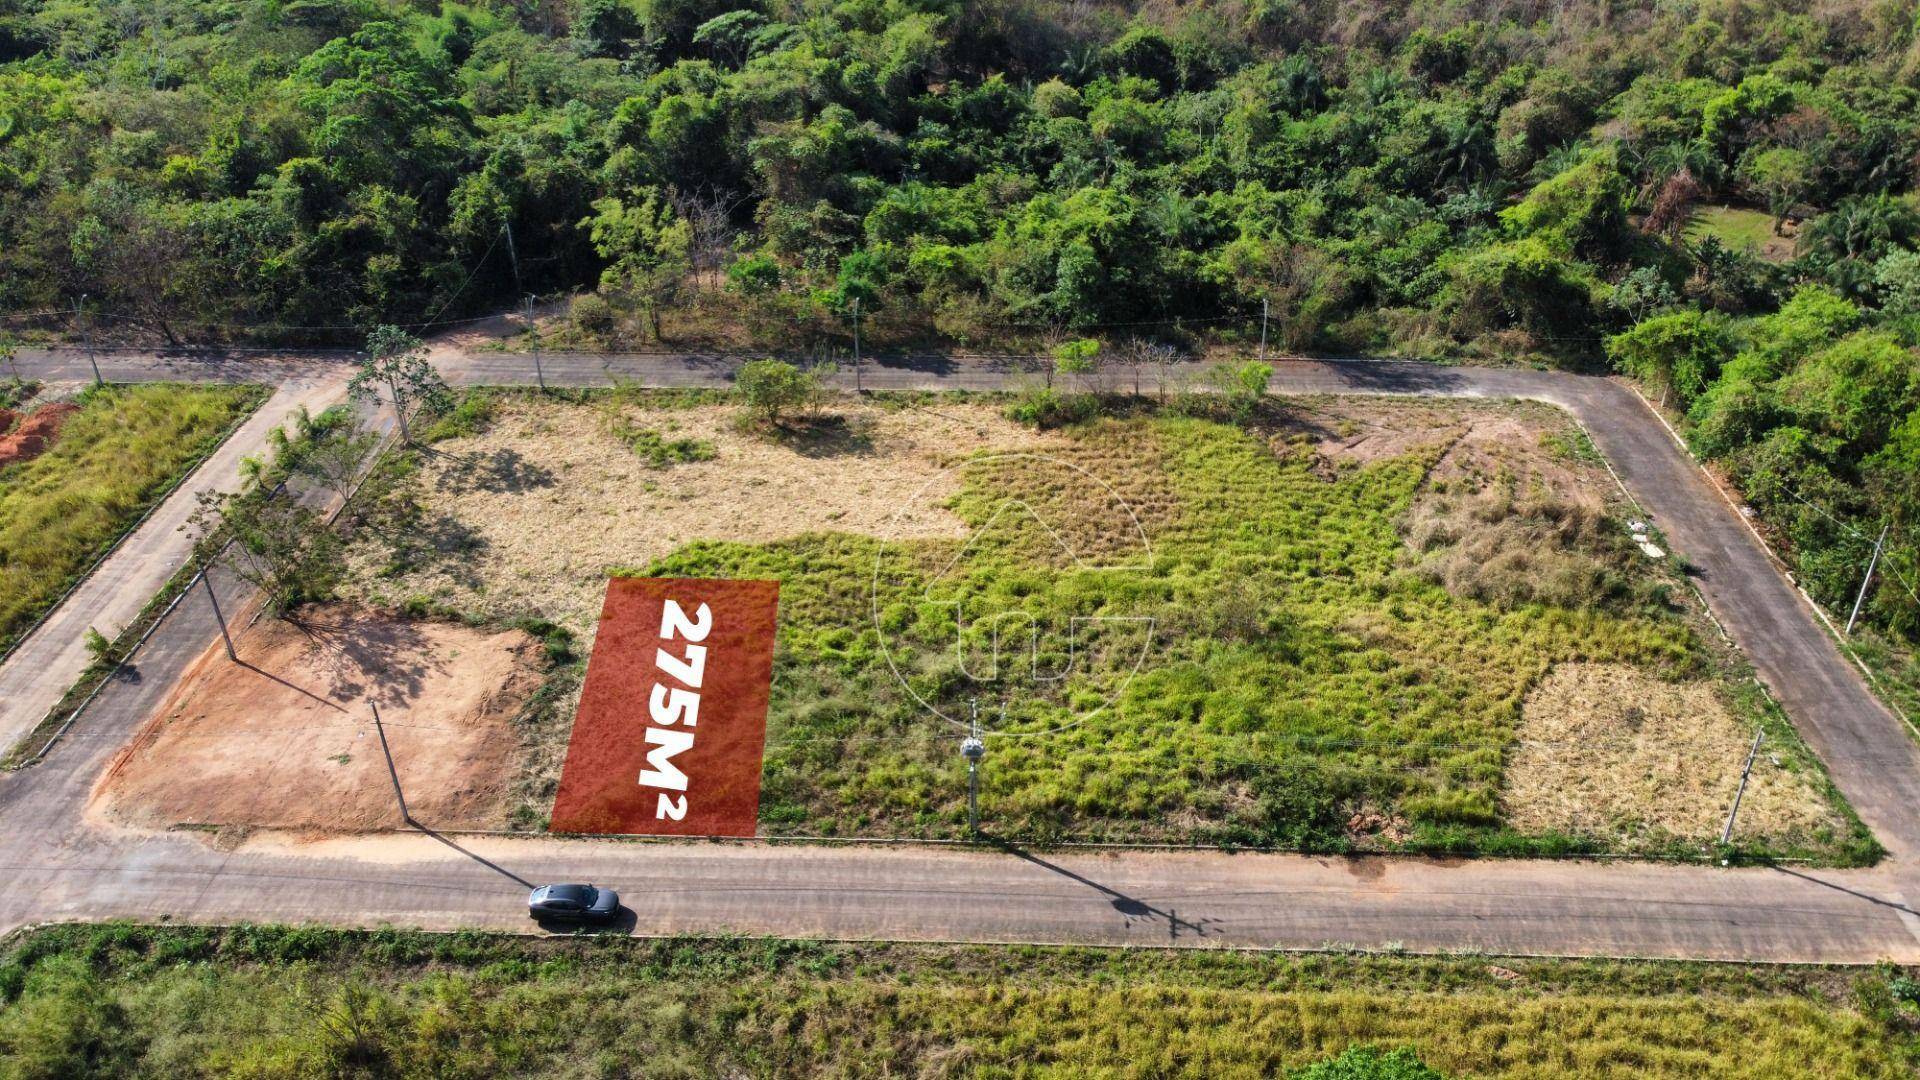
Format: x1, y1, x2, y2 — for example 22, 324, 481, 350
0, 0, 1915, 638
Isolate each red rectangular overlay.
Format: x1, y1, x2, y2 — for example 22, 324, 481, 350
550, 577, 780, 836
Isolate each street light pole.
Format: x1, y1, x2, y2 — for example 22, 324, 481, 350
527, 294, 545, 391
851, 297, 862, 392
1846, 523, 1890, 635
504, 221, 523, 299
961, 700, 985, 838
201, 567, 235, 662
372, 700, 411, 825
1259, 297, 1269, 361
1720, 729, 1764, 846
78, 295, 102, 387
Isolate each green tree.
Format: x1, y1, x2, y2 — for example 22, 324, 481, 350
587, 189, 692, 341
1290, 1045, 1448, 1079
735, 358, 823, 427
1608, 310, 1737, 408
1737, 146, 1813, 233
349, 326, 452, 444
1500, 147, 1631, 258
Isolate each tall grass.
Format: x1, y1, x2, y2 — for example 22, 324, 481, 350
0, 925, 1912, 1079
638, 412, 1860, 858
0, 384, 266, 650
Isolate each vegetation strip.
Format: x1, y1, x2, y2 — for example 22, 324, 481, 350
0, 383, 270, 657
2, 923, 1917, 1078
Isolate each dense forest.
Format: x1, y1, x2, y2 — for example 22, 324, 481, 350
0, 0, 1916, 636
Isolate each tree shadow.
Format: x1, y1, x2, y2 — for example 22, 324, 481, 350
773, 413, 876, 458
378, 513, 489, 589
289, 613, 440, 706
434, 446, 556, 495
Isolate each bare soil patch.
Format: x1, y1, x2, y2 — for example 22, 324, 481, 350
0, 402, 78, 468
345, 398, 1062, 642
92, 606, 543, 833
1501, 663, 1836, 842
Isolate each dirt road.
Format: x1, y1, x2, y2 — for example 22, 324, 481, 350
2, 347, 1917, 962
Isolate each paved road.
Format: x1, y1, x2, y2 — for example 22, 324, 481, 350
2, 347, 1919, 962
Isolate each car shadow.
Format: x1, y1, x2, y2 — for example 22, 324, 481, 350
532, 906, 638, 936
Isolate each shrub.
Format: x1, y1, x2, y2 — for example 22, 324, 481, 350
734, 359, 824, 427
570, 293, 617, 340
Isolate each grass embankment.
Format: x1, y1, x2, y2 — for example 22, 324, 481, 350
0, 383, 268, 652
0, 924, 1915, 1078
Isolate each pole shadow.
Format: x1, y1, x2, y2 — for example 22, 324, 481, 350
236, 659, 346, 712
985, 836, 1221, 941
1767, 863, 1920, 917
411, 820, 536, 890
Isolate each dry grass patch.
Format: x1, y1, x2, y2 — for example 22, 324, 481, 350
1502, 663, 1837, 841
92, 606, 542, 833
344, 397, 1062, 643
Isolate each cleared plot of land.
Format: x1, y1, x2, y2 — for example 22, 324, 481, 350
311, 393, 1855, 857
2, 925, 1916, 1079
344, 396, 1063, 643
1503, 663, 1829, 842
92, 607, 542, 833
0, 383, 267, 651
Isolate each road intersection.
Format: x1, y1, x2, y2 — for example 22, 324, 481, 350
2, 346, 1918, 962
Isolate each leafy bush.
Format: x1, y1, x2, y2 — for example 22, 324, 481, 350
734, 359, 825, 428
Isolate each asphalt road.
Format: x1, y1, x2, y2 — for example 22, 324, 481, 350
3, 347, 1919, 962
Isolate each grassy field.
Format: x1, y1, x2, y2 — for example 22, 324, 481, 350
1, 924, 1916, 1078
1684, 206, 1792, 260
641, 405, 1857, 857
0, 383, 267, 651
337, 391, 1868, 860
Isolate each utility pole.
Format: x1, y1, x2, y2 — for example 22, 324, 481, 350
77, 295, 102, 387
503, 221, 523, 299
961, 700, 985, 839
1259, 297, 1269, 361
526, 294, 545, 391
1720, 729, 1764, 846
372, 700, 411, 825
1846, 523, 1890, 635
201, 567, 235, 661
850, 297, 862, 392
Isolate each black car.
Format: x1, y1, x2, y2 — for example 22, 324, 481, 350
528, 883, 621, 923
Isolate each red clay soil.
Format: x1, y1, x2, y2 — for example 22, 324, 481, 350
91, 606, 544, 834
0, 402, 79, 468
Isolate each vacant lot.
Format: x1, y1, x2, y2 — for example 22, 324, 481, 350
92, 607, 544, 833
344, 393, 1064, 643
0, 383, 267, 651
321, 391, 1858, 858
3, 925, 1916, 1078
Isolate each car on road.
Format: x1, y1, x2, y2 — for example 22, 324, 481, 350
528, 883, 621, 923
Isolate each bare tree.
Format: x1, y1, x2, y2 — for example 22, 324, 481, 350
670, 186, 747, 289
